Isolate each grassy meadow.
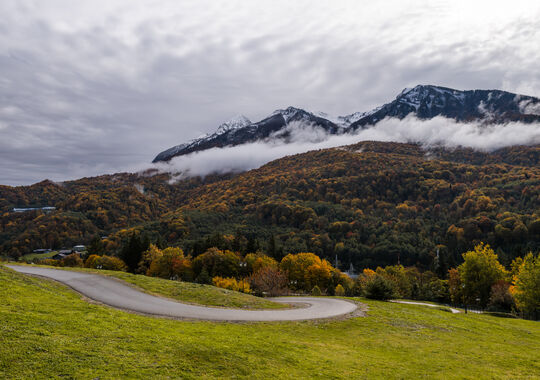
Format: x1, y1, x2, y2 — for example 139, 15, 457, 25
1, 265, 539, 379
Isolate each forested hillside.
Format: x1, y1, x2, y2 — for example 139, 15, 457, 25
1, 142, 539, 271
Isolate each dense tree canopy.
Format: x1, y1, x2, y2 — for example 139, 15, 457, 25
1, 142, 538, 275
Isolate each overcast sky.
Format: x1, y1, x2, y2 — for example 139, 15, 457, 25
1, 0, 540, 185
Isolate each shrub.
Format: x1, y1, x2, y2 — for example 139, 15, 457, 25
333, 272, 355, 296
61, 254, 83, 267
364, 275, 395, 300
84, 254, 101, 269
39, 258, 61, 267
212, 276, 251, 293
85, 254, 127, 271
311, 285, 322, 296
99, 256, 128, 271
334, 284, 345, 297
422, 278, 450, 303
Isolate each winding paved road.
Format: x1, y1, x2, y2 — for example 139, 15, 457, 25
391, 300, 461, 313
7, 265, 358, 321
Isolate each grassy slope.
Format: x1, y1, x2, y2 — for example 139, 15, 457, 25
1, 266, 539, 379
11, 264, 286, 310
20, 251, 58, 261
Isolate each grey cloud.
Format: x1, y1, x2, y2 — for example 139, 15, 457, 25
159, 117, 540, 181
1, 0, 540, 185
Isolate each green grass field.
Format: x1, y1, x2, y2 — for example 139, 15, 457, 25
1, 265, 539, 379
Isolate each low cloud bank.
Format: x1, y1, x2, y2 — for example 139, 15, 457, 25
153, 116, 540, 180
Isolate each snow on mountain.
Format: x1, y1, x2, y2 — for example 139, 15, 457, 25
153, 85, 540, 163
337, 107, 382, 127
215, 115, 251, 134
347, 84, 540, 130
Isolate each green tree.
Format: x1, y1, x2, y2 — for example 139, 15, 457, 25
511, 252, 540, 319
192, 247, 241, 278
458, 243, 507, 307
120, 233, 150, 273
364, 275, 395, 300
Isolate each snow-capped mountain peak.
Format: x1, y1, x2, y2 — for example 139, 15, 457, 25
215, 115, 251, 134
153, 85, 540, 162
272, 106, 306, 123
396, 85, 465, 111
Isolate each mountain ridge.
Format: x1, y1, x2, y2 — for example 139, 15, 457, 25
153, 84, 540, 163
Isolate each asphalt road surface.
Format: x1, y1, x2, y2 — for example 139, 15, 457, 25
391, 300, 461, 313
7, 265, 358, 321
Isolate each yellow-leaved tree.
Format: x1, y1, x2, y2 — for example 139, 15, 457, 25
511, 252, 540, 319
458, 243, 507, 307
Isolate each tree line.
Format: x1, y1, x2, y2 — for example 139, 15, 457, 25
39, 233, 540, 319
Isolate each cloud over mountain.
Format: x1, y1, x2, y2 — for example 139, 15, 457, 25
156, 116, 540, 180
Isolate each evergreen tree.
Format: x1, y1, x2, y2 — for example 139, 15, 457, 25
268, 234, 277, 259
120, 233, 147, 273
196, 267, 211, 284
364, 276, 395, 300
246, 237, 260, 254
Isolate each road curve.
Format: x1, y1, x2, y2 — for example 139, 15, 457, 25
391, 300, 461, 314
6, 265, 357, 321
